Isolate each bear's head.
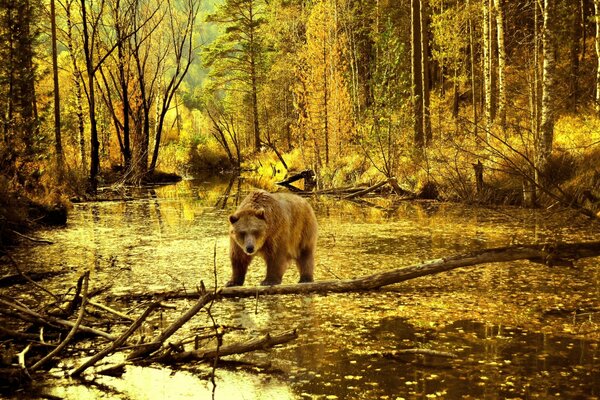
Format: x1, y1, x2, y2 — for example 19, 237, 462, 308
229, 208, 267, 255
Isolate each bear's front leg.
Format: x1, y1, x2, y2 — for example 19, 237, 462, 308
227, 238, 253, 287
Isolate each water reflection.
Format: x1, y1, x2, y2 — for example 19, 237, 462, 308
7, 176, 600, 399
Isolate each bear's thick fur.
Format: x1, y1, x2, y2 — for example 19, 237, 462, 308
227, 190, 317, 286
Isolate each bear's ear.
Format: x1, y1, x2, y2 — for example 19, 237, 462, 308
229, 214, 239, 224
255, 208, 265, 220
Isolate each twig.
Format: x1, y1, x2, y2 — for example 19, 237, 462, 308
70, 300, 161, 377
209, 242, 221, 399
10, 229, 53, 245
17, 344, 32, 369
5, 254, 60, 302
384, 349, 458, 358
85, 299, 135, 322
0, 297, 116, 341
30, 271, 90, 372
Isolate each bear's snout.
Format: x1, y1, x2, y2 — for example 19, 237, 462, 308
245, 244, 255, 254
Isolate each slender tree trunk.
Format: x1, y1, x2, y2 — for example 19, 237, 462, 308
467, 0, 478, 136
80, 0, 99, 192
532, 0, 541, 140
581, 0, 587, 64
249, 1, 261, 152
568, 0, 582, 110
115, 0, 132, 171
538, 0, 557, 182
148, 0, 198, 174
421, 0, 432, 145
411, 0, 424, 148
65, 0, 87, 173
482, 0, 494, 136
50, 0, 63, 173
322, 39, 330, 165
595, 0, 600, 114
494, 0, 506, 131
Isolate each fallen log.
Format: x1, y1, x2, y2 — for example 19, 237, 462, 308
342, 179, 387, 200
110, 241, 600, 300
154, 329, 298, 364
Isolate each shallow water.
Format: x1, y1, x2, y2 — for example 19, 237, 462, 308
6, 176, 600, 399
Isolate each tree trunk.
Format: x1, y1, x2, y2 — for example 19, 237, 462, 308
115, 0, 132, 171
322, 38, 330, 165
50, 0, 63, 173
111, 241, 600, 300
595, 0, 600, 114
482, 0, 494, 136
80, 0, 99, 192
411, 0, 424, 148
421, 0, 432, 145
568, 0, 582, 110
467, 0, 478, 136
494, 0, 506, 131
65, 0, 87, 173
249, 1, 261, 152
148, 0, 198, 174
538, 0, 557, 182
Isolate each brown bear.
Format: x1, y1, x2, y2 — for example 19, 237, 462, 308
227, 190, 317, 286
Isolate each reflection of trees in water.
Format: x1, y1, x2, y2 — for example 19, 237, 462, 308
214, 175, 238, 209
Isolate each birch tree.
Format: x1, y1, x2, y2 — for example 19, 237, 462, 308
482, 0, 494, 134
538, 0, 557, 182
494, 0, 506, 131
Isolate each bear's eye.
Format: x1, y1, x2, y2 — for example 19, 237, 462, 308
250, 229, 260, 236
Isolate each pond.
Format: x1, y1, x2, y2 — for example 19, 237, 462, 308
6, 175, 600, 399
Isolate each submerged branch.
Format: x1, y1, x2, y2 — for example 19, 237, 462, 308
126, 291, 218, 360
71, 300, 161, 377
0, 297, 116, 341
154, 329, 298, 364
30, 271, 90, 372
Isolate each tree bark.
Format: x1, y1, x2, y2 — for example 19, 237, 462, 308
111, 241, 600, 300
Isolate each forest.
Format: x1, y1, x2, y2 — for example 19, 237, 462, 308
1, 0, 600, 222
1, 0, 600, 398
